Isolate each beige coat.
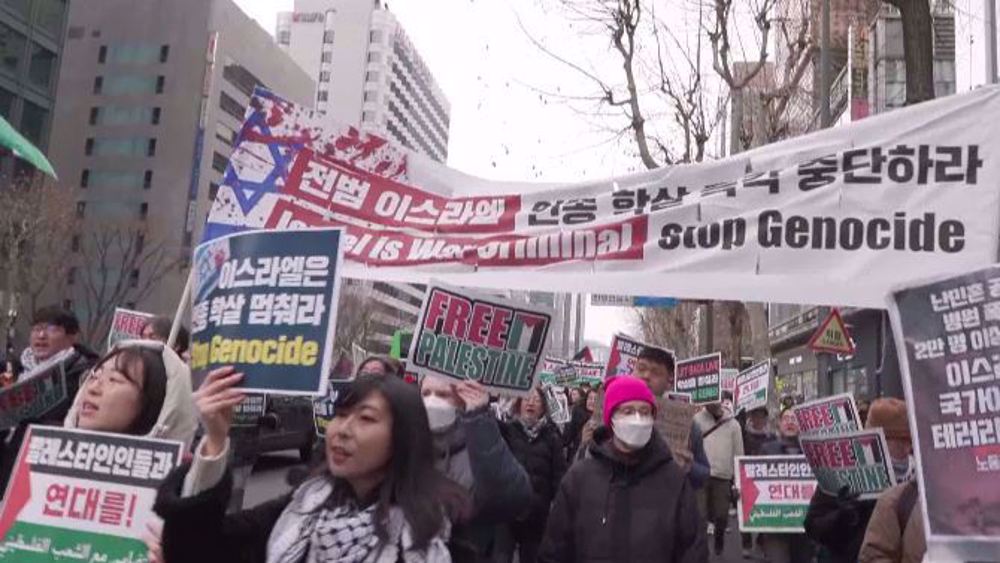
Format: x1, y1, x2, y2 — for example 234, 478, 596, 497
859, 482, 926, 563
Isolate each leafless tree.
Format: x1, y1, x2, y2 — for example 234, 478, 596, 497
75, 223, 181, 345
334, 279, 381, 355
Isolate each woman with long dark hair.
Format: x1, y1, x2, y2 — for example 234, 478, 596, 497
153, 369, 469, 563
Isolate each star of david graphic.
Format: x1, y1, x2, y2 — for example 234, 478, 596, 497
226, 110, 300, 215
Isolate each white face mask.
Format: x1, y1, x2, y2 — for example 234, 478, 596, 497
611, 413, 654, 450
424, 395, 458, 431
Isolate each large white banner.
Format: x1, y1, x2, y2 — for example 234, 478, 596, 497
204, 87, 1000, 307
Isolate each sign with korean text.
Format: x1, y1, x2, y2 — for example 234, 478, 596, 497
0, 426, 183, 562
407, 283, 553, 396
189, 228, 344, 395
106, 308, 155, 351
808, 309, 855, 355
537, 358, 565, 386
313, 380, 351, 437
0, 350, 74, 430
888, 265, 1000, 554
735, 361, 771, 413
721, 368, 739, 395
793, 393, 862, 436
572, 362, 604, 387
799, 429, 896, 500
655, 398, 696, 462
735, 455, 817, 533
675, 352, 722, 405
232, 394, 267, 427
604, 333, 673, 379
204, 87, 1000, 309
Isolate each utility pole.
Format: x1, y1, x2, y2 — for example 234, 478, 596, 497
820, 0, 832, 127
987, 0, 998, 84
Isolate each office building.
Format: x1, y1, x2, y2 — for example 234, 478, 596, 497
276, 0, 452, 353
0, 0, 67, 169
48, 0, 314, 332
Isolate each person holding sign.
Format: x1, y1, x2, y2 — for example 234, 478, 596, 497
693, 401, 744, 556
496, 387, 567, 563
419, 375, 533, 561
154, 370, 470, 563
539, 376, 706, 562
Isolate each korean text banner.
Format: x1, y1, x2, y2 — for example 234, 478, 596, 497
407, 282, 554, 396
793, 392, 861, 436
735, 361, 770, 413
0, 426, 183, 561
0, 349, 74, 431
675, 352, 722, 405
106, 308, 154, 351
735, 455, 816, 533
604, 333, 673, 379
799, 428, 896, 500
888, 265, 1000, 557
202, 87, 1000, 308
190, 228, 344, 395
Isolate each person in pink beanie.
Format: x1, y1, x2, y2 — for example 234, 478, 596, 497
539, 376, 707, 562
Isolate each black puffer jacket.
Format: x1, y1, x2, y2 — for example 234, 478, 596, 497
805, 487, 877, 563
539, 427, 707, 563
499, 418, 567, 528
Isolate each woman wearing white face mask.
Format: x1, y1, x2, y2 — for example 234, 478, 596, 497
539, 376, 707, 563
418, 376, 533, 562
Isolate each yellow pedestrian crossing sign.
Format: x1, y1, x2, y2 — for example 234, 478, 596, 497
808, 309, 855, 355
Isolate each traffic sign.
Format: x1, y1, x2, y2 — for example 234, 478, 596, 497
807, 309, 855, 355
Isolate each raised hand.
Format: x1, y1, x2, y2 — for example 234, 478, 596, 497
193, 366, 245, 457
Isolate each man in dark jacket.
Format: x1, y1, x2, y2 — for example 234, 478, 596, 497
0, 306, 98, 496
540, 376, 707, 563
498, 387, 568, 563
420, 376, 533, 562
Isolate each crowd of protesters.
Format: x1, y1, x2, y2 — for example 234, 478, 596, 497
0, 303, 933, 563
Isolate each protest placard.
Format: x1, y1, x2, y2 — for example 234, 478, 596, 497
666, 392, 692, 404
0, 426, 183, 561
106, 308, 155, 351
407, 282, 553, 396
572, 362, 604, 387
735, 361, 771, 413
604, 333, 674, 379
232, 394, 267, 428
537, 358, 565, 386
0, 349, 75, 431
543, 386, 571, 425
735, 455, 816, 533
799, 428, 895, 500
189, 228, 344, 396
313, 380, 352, 437
553, 364, 577, 387
655, 397, 695, 461
721, 368, 738, 395
675, 352, 722, 405
793, 393, 861, 436
888, 265, 1000, 557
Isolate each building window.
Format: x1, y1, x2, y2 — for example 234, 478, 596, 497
369, 31, 382, 44
98, 45, 107, 64
212, 151, 228, 173
365, 71, 379, 83
67, 267, 76, 286
129, 269, 139, 288
80, 169, 89, 188
93, 76, 103, 94
21, 102, 47, 146
367, 52, 380, 64
215, 122, 237, 146
143, 170, 153, 189
0, 87, 13, 119
151, 107, 161, 125
363, 91, 377, 102
317, 90, 328, 102
29, 45, 57, 89
89, 107, 99, 125
0, 23, 25, 76
319, 71, 330, 83
76, 202, 86, 218
323, 30, 335, 44
139, 203, 148, 220
155, 75, 165, 94
71, 234, 80, 252
67, 26, 84, 39
36, 0, 67, 38
278, 30, 290, 45
147, 138, 157, 156
208, 182, 220, 200
362, 111, 375, 123
84, 138, 94, 156
159, 45, 169, 63
219, 91, 245, 121
321, 52, 332, 63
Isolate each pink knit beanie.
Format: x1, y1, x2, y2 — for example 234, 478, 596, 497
603, 375, 657, 427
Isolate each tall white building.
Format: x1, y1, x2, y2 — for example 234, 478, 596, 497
275, 0, 451, 354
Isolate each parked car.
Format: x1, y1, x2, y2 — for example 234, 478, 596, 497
255, 395, 316, 462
